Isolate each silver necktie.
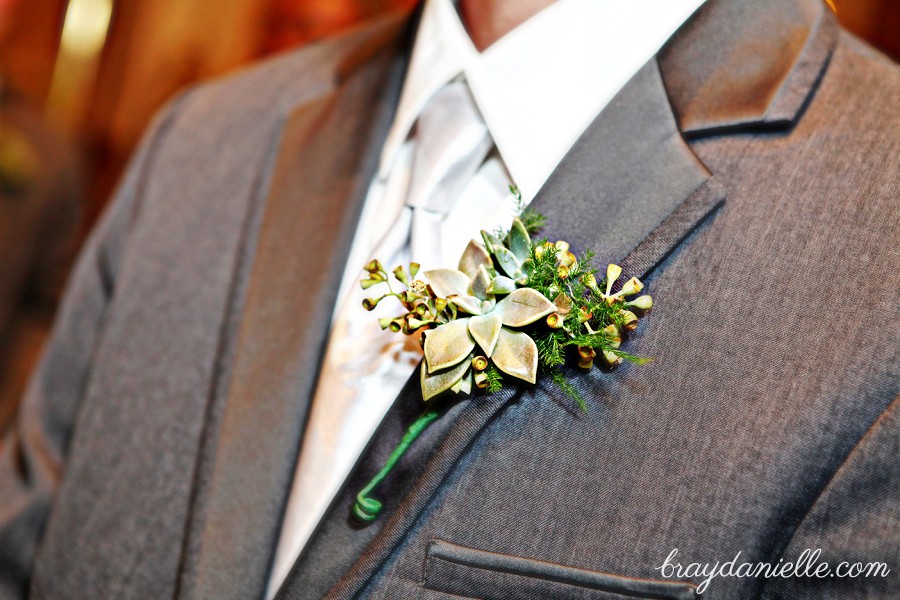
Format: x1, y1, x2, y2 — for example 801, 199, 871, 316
404, 80, 492, 266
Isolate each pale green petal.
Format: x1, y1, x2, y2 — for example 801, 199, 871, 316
425, 268, 471, 298
421, 357, 472, 401
450, 295, 483, 315
492, 329, 538, 384
493, 288, 556, 327
471, 265, 494, 301
457, 240, 492, 280
492, 246, 523, 279
468, 312, 503, 357
481, 229, 503, 251
486, 275, 517, 295
450, 369, 473, 395
508, 217, 531, 262
424, 319, 475, 373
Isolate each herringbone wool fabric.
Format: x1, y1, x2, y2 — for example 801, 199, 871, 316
0, 1, 896, 599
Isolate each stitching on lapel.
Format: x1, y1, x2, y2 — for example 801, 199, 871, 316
619, 177, 727, 280
764, 7, 838, 125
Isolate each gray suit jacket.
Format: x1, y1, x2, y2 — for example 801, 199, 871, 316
1, 0, 897, 598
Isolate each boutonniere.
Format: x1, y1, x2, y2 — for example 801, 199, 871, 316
353, 188, 653, 523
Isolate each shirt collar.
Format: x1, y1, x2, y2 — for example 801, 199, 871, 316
379, 0, 707, 203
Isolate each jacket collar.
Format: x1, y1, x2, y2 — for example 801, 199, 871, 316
659, 0, 838, 137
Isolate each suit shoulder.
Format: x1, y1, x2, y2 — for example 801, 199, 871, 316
160, 10, 411, 144
823, 29, 900, 126
835, 28, 900, 78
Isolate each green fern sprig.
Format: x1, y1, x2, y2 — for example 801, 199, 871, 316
518, 223, 651, 410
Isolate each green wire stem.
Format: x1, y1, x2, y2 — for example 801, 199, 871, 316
352, 406, 442, 523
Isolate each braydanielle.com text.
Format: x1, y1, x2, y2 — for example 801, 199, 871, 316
655, 548, 890, 594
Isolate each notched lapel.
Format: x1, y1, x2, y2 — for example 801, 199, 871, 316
182, 32, 409, 600
619, 177, 726, 279
530, 59, 721, 281
660, 0, 838, 136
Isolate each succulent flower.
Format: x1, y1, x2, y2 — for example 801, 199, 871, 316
479, 216, 533, 284
420, 235, 555, 400
359, 210, 653, 405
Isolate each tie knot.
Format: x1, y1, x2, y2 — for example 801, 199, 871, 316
415, 81, 483, 147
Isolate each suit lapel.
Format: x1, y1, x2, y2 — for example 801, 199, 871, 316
529, 59, 719, 279
181, 25, 411, 600
659, 0, 838, 136
323, 2, 837, 598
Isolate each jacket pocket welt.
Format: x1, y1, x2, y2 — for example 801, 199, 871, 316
423, 540, 697, 600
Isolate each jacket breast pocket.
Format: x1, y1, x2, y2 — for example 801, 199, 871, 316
423, 540, 697, 600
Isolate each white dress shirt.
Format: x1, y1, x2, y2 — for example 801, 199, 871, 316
266, 0, 706, 596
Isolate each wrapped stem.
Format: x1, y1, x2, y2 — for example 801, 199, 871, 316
352, 407, 442, 523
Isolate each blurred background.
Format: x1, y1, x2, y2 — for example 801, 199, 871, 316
0, 0, 896, 432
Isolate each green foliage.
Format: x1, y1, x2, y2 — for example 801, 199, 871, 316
567, 330, 617, 348
549, 368, 587, 412
605, 348, 654, 365
354, 203, 655, 527
484, 363, 505, 394
520, 227, 651, 411
535, 329, 566, 368
495, 185, 546, 239
519, 208, 546, 235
